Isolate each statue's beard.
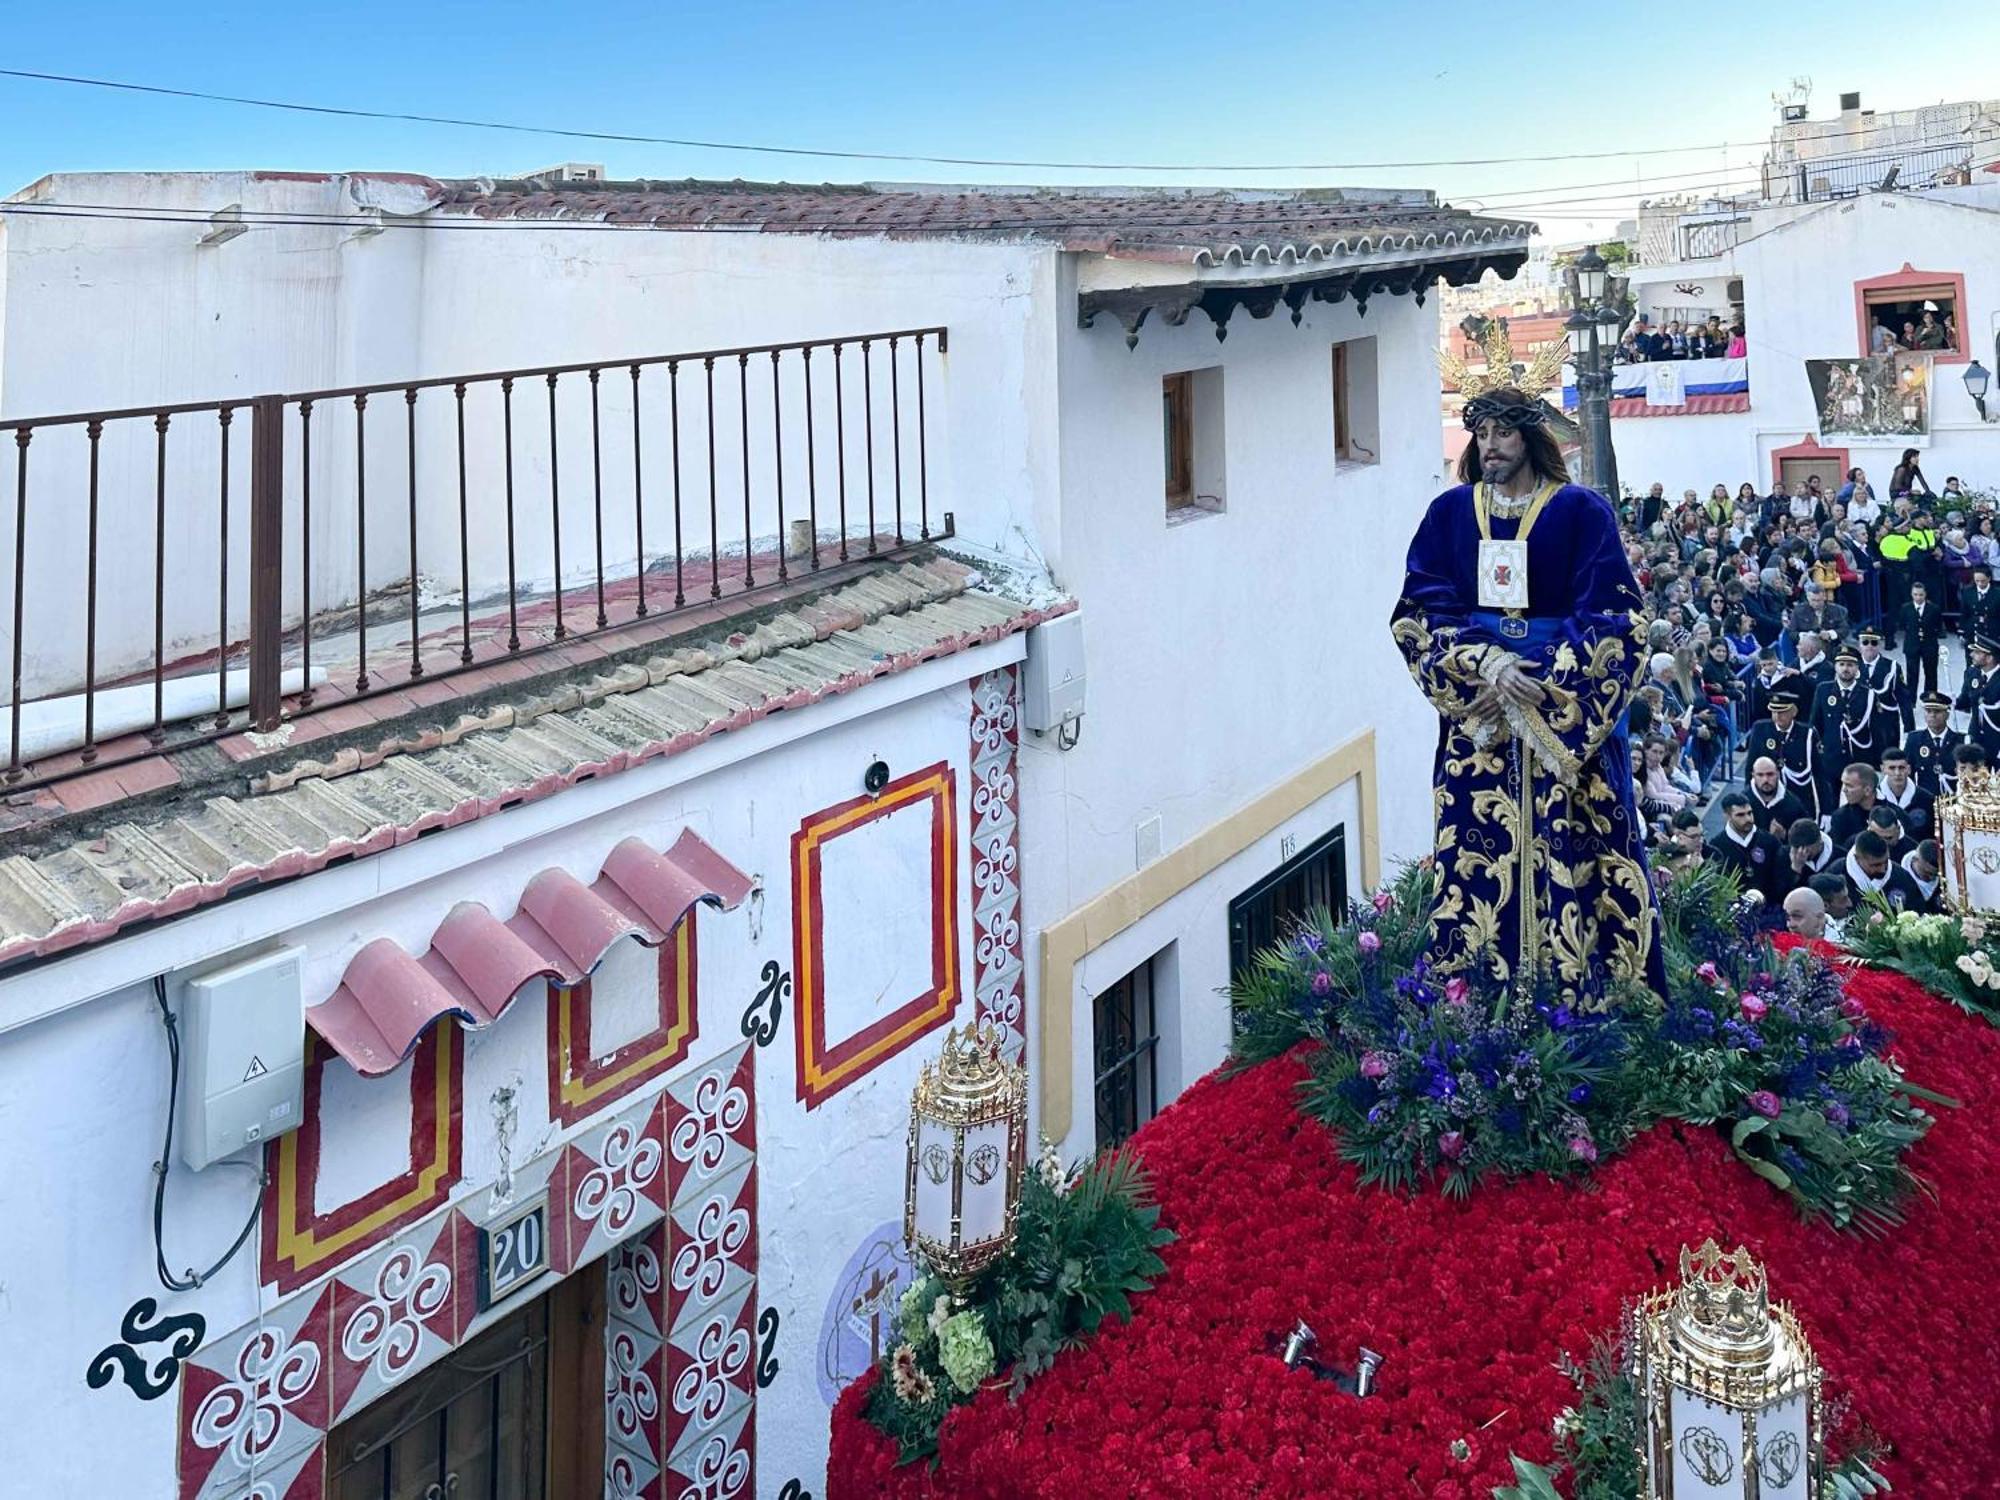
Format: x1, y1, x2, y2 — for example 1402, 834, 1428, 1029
1482, 448, 1527, 485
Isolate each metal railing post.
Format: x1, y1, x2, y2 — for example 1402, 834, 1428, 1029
248, 394, 286, 731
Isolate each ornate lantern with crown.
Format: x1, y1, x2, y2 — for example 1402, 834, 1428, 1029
1937, 763, 2000, 913
904, 1023, 1028, 1293
1631, 1240, 1823, 1499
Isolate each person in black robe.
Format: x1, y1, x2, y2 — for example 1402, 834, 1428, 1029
1895, 580, 1943, 697
1844, 829, 1928, 913
1825, 761, 1880, 851
1706, 791, 1785, 904
1742, 686, 1822, 818
1904, 692, 1963, 796
1857, 630, 1910, 744
1968, 635, 2000, 757
1876, 747, 1936, 841
1745, 755, 1811, 839
1962, 565, 2000, 647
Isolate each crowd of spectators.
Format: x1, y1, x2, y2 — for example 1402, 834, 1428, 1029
1617, 315, 1745, 363
1614, 460, 1998, 940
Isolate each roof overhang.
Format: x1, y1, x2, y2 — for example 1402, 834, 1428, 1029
1078, 242, 1531, 348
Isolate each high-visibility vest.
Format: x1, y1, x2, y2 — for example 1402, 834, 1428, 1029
1881, 532, 1916, 561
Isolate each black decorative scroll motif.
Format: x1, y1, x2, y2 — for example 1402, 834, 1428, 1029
756, 1305, 781, 1388
777, 1483, 814, 1500
741, 960, 791, 1048
86, 1298, 207, 1401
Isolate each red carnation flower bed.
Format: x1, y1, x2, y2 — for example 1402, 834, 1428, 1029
829, 962, 2000, 1497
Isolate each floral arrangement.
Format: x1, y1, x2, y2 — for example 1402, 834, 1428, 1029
1228, 864, 1950, 1230
1842, 899, 2000, 1026
1494, 1333, 1893, 1499
827, 960, 2000, 1497
858, 1147, 1174, 1463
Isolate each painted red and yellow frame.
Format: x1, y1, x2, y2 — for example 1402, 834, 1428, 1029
792, 761, 959, 1108
547, 916, 699, 1126
262, 1021, 462, 1293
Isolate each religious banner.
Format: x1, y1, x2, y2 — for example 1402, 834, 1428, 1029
1806, 353, 1932, 445
1642, 361, 1686, 408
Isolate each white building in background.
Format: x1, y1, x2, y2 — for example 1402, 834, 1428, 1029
0, 172, 1531, 1496
1573, 178, 2000, 499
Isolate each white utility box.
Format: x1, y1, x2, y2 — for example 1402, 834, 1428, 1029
1022, 610, 1085, 735
176, 946, 307, 1171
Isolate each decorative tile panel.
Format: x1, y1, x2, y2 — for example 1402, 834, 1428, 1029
177, 1286, 332, 1500
969, 666, 1026, 1063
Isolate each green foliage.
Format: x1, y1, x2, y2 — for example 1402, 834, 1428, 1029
1842, 897, 2000, 1028
862, 1148, 1175, 1464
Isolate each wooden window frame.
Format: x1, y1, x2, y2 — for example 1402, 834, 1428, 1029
1163, 372, 1194, 510
1332, 342, 1353, 461
1853, 264, 1969, 366
1092, 959, 1158, 1148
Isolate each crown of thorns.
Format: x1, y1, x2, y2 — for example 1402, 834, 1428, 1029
1460, 394, 1550, 433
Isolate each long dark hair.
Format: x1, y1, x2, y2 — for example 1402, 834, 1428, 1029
1456, 390, 1573, 486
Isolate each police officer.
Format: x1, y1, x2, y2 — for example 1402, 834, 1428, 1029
1742, 685, 1822, 819
1962, 565, 2000, 648
1969, 634, 2000, 757
1814, 646, 1878, 801
1894, 579, 1944, 697
1857, 629, 1909, 744
1905, 691, 1964, 796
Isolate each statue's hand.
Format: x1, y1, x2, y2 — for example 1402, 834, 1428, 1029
1494, 658, 1546, 708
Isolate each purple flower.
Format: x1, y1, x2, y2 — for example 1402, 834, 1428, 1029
1740, 994, 1769, 1022
1568, 1136, 1598, 1164
1310, 970, 1333, 997
1754, 972, 1775, 989
1366, 1104, 1388, 1124
1444, 977, 1470, 1006
1567, 1084, 1592, 1105
1839, 994, 1867, 1020
1838, 1033, 1864, 1052
1825, 1100, 1851, 1129
1357, 931, 1382, 956
1371, 889, 1394, 915
1359, 1050, 1393, 1080
1746, 1090, 1783, 1119
1438, 1131, 1467, 1161
1296, 931, 1324, 956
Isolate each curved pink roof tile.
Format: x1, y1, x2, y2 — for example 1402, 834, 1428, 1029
309, 828, 753, 1075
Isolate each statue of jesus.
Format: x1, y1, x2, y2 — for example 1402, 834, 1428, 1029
1391, 368, 1664, 996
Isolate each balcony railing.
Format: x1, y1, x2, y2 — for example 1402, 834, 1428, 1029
0, 327, 949, 787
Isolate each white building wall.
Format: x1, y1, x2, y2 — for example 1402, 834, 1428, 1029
0, 667, 1003, 1497
1020, 276, 1446, 1157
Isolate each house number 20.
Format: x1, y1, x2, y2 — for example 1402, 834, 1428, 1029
476, 1194, 551, 1311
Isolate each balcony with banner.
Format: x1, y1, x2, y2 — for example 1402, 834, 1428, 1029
1562, 355, 1751, 418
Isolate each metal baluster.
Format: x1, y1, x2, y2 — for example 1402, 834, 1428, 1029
151, 413, 169, 742
215, 406, 234, 726
353, 393, 369, 693
738, 352, 753, 589
81, 421, 102, 761
862, 337, 877, 554
834, 342, 849, 562
890, 335, 903, 544
670, 360, 685, 608
630, 364, 647, 618
589, 368, 607, 629
406, 387, 423, 679
917, 332, 932, 540
705, 357, 720, 600
454, 385, 472, 664
547, 373, 565, 640
502, 377, 520, 652
6, 427, 29, 780
804, 347, 820, 570
299, 401, 315, 707
772, 349, 787, 583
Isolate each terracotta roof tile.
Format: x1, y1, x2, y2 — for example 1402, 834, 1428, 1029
0, 556, 1066, 969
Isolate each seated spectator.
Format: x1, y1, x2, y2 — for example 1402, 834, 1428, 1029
1808, 870, 1854, 940
1640, 733, 1692, 818
1787, 818, 1839, 885
1843, 828, 1927, 912
1902, 839, 1943, 913
1783, 884, 1827, 939
1866, 803, 1915, 861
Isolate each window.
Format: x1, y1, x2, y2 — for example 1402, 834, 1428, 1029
1854, 267, 1969, 364
1228, 825, 1349, 982
1331, 338, 1380, 467
1093, 958, 1159, 1148
1162, 367, 1225, 516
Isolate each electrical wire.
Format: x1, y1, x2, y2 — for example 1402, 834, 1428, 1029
0, 64, 1988, 175
151, 974, 266, 1293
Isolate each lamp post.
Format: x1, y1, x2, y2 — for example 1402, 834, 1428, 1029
1966, 357, 1992, 422
1565, 244, 1624, 499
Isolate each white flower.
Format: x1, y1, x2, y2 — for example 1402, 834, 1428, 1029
1963, 916, 1989, 945
1958, 954, 1977, 975
928, 1293, 954, 1339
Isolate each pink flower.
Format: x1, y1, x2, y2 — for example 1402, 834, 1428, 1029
1357, 931, 1382, 956
1359, 1051, 1392, 1080
1310, 971, 1333, 997
1438, 1131, 1466, 1161
1568, 1136, 1598, 1163
1740, 994, 1769, 1022
1371, 889, 1394, 915
1746, 1090, 1783, 1119
1840, 994, 1867, 1020
1695, 961, 1722, 986
1444, 978, 1471, 1007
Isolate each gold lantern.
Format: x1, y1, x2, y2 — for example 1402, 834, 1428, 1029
904, 1023, 1028, 1292
1631, 1241, 1823, 1499
1938, 763, 2000, 913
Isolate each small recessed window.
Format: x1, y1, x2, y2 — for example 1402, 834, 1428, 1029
1162, 368, 1225, 517
1093, 958, 1159, 1148
1332, 337, 1380, 468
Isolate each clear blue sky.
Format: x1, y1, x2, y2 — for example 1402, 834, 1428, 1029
4, 1, 1999, 239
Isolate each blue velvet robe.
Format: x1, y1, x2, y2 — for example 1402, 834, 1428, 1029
1390, 482, 1666, 996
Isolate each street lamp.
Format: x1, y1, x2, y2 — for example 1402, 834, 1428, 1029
1966, 358, 1992, 422
1565, 244, 1623, 499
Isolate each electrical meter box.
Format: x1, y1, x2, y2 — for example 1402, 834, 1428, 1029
176, 946, 306, 1171
1022, 609, 1085, 734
